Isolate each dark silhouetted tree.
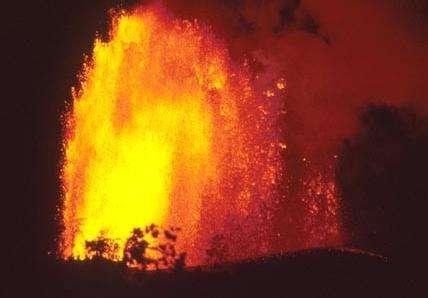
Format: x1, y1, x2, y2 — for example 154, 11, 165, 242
205, 234, 229, 266
337, 104, 427, 259
124, 225, 186, 271
85, 233, 120, 260
124, 227, 156, 270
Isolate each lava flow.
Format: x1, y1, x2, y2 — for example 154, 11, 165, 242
60, 7, 283, 265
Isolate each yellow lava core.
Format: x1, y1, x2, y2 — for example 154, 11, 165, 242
61, 8, 282, 265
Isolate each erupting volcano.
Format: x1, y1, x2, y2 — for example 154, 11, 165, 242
11, 0, 428, 296
61, 7, 285, 266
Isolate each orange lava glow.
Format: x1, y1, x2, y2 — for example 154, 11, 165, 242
60, 8, 283, 265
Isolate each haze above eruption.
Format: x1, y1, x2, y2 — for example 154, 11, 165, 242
165, 0, 428, 155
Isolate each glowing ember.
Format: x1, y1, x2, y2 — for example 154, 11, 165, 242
60, 8, 282, 265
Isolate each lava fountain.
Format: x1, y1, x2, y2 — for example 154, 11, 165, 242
60, 7, 283, 265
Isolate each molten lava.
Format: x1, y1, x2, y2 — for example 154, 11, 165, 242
61, 8, 283, 265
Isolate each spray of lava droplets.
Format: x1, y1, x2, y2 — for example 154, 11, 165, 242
60, 7, 286, 266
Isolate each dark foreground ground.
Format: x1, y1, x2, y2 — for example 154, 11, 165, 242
31, 248, 401, 298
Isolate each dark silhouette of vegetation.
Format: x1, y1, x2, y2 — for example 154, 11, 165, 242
206, 234, 229, 266
85, 233, 120, 260
123, 227, 152, 269
85, 224, 186, 271
152, 226, 186, 271
337, 104, 427, 259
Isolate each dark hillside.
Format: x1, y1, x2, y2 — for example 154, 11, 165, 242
36, 248, 394, 298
